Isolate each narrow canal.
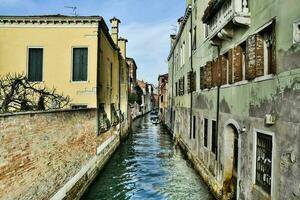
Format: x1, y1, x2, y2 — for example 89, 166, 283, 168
82, 115, 214, 200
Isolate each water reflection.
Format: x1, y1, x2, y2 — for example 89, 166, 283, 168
82, 115, 214, 200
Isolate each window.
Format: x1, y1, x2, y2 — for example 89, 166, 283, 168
204, 24, 208, 39
204, 118, 208, 147
193, 26, 197, 50
182, 41, 185, 65
192, 116, 196, 139
293, 20, 300, 43
189, 29, 192, 57
256, 132, 273, 194
211, 120, 217, 155
161, 96, 163, 102
178, 76, 185, 96
240, 42, 246, 81
110, 62, 113, 87
175, 82, 178, 96
72, 48, 88, 81
28, 48, 43, 82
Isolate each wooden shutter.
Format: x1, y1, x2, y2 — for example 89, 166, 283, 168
206, 61, 212, 89
255, 34, 264, 77
28, 48, 43, 82
246, 34, 257, 79
216, 57, 222, 86
220, 55, 227, 85
73, 48, 88, 81
270, 21, 276, 74
183, 76, 185, 94
233, 46, 243, 82
192, 71, 196, 92
212, 59, 218, 87
228, 49, 233, 84
187, 71, 191, 93
200, 67, 205, 90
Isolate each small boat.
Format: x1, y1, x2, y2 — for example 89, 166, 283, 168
151, 116, 161, 125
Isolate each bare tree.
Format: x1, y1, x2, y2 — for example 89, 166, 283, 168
0, 73, 70, 113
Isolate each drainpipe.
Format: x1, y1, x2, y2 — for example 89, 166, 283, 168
189, 6, 193, 140
96, 20, 102, 136
216, 47, 221, 160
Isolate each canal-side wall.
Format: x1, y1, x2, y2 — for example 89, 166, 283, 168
0, 109, 123, 200
171, 69, 300, 200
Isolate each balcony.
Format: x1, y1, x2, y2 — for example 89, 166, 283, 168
202, 0, 250, 42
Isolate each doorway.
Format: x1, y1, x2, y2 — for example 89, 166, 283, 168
223, 124, 240, 200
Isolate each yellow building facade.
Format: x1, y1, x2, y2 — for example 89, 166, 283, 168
0, 15, 129, 133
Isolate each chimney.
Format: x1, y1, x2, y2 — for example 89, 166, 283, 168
118, 37, 128, 58
177, 16, 184, 27
110, 17, 121, 46
170, 34, 177, 48
186, 0, 192, 6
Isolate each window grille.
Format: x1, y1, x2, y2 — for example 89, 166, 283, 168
256, 132, 272, 194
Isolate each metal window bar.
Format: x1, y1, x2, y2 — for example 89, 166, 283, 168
256, 133, 272, 194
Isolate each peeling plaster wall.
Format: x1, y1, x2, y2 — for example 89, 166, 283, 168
168, 0, 300, 199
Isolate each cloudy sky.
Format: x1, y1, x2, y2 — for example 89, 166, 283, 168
0, 0, 186, 84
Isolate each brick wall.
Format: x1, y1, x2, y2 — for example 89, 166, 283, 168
0, 109, 115, 200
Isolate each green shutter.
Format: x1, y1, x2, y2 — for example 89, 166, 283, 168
73, 48, 88, 81
28, 48, 43, 82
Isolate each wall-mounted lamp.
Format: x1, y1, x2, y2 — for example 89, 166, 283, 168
241, 127, 247, 133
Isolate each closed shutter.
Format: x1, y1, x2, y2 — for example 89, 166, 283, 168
200, 67, 205, 90
270, 21, 276, 74
233, 46, 243, 82
183, 76, 185, 94
73, 48, 88, 81
187, 71, 191, 93
28, 48, 43, 82
212, 59, 218, 87
216, 57, 222, 86
246, 34, 257, 79
220, 55, 227, 85
228, 49, 233, 84
192, 71, 196, 92
206, 61, 212, 89
256, 34, 265, 77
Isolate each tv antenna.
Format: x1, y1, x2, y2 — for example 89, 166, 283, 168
64, 6, 78, 16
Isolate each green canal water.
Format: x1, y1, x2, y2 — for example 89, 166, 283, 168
82, 115, 215, 200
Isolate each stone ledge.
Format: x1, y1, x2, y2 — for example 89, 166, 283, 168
0, 108, 97, 118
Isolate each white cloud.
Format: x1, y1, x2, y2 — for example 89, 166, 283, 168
120, 19, 174, 84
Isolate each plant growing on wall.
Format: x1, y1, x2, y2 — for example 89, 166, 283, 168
111, 103, 120, 126
0, 73, 70, 113
98, 103, 111, 133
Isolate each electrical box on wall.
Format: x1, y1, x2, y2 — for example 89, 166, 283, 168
265, 114, 276, 125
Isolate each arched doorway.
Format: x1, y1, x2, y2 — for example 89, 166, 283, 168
223, 122, 240, 200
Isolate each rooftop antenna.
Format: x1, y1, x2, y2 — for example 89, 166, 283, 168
64, 6, 78, 16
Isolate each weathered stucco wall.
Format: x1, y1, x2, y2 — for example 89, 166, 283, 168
0, 109, 121, 200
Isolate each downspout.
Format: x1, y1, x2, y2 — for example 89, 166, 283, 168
216, 47, 221, 160
189, 5, 193, 140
